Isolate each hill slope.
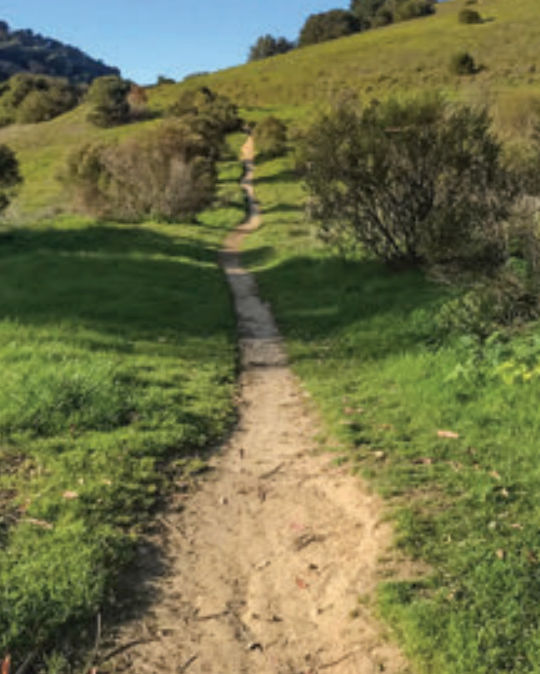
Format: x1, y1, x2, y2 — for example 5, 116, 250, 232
149, 0, 540, 129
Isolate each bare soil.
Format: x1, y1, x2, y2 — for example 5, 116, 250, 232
104, 137, 411, 674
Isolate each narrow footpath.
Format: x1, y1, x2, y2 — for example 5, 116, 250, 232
108, 136, 409, 674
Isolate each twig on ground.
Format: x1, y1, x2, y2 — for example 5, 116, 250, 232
99, 639, 157, 665
178, 654, 199, 672
320, 650, 358, 670
158, 516, 186, 543
259, 463, 285, 480
196, 610, 230, 622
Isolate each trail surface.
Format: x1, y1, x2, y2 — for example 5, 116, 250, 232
108, 137, 409, 674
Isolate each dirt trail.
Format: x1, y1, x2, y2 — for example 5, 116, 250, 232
107, 137, 409, 674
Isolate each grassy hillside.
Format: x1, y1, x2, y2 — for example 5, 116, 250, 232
148, 0, 540, 140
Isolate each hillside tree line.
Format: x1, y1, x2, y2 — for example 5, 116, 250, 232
248, 0, 436, 60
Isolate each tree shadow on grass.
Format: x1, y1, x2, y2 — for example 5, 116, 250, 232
249, 252, 450, 360
262, 203, 303, 215
0, 224, 235, 345
254, 168, 300, 185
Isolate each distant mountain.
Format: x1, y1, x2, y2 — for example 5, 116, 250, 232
0, 20, 120, 84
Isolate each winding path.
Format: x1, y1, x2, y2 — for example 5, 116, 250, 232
109, 136, 409, 674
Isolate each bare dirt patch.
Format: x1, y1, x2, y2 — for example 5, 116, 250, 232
104, 136, 410, 674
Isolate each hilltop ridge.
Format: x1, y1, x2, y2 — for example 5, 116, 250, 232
0, 20, 120, 84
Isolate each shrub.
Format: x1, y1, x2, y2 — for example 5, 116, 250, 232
450, 51, 477, 75
301, 96, 518, 271
168, 87, 242, 154
0, 73, 79, 125
459, 8, 482, 23
64, 120, 216, 221
254, 116, 288, 158
86, 75, 131, 128
350, 0, 435, 28
395, 0, 436, 21
298, 10, 360, 47
0, 144, 22, 212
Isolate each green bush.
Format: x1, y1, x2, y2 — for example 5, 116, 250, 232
86, 75, 131, 128
395, 0, 436, 21
450, 50, 477, 75
301, 96, 517, 271
168, 87, 242, 154
0, 144, 22, 212
298, 10, 360, 47
0, 73, 79, 126
459, 7, 483, 23
254, 116, 288, 158
65, 120, 217, 221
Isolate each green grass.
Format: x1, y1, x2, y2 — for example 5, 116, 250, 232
244, 149, 540, 673
0, 152, 244, 664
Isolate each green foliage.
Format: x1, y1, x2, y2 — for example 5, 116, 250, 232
168, 87, 242, 145
64, 119, 218, 221
395, 0, 437, 21
301, 96, 516, 270
0, 143, 21, 212
248, 34, 295, 61
254, 115, 288, 158
449, 51, 477, 74
86, 76, 131, 128
0, 73, 79, 126
458, 7, 483, 24
350, 0, 436, 28
298, 10, 360, 47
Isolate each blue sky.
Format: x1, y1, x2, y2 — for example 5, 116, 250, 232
2, 0, 346, 84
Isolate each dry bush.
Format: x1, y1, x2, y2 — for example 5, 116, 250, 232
65, 120, 216, 221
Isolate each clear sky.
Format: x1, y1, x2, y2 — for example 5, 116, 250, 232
1, 0, 346, 85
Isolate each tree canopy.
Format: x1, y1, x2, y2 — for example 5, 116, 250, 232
299, 10, 360, 47
248, 35, 295, 61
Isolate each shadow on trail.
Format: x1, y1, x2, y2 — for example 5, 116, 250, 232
246, 251, 450, 360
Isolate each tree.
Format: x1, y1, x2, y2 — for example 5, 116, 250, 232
248, 34, 295, 61
298, 10, 360, 47
350, 0, 387, 28
350, 0, 435, 28
86, 75, 131, 127
0, 144, 22, 212
0, 73, 79, 125
301, 96, 517, 271
254, 116, 288, 158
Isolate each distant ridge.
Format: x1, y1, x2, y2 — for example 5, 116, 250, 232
0, 20, 120, 84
